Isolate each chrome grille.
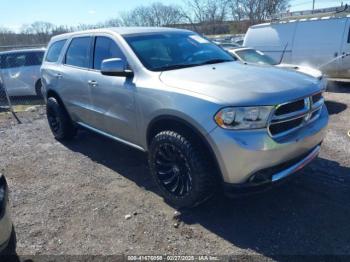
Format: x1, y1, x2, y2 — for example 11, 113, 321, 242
274, 99, 305, 116
268, 93, 324, 138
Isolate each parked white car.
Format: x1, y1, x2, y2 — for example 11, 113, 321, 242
244, 15, 350, 81
225, 47, 323, 79
0, 49, 45, 97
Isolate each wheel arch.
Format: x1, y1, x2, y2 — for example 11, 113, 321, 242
46, 89, 73, 120
146, 115, 223, 182
47, 89, 63, 105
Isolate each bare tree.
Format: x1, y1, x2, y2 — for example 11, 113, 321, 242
184, 0, 230, 34
265, 0, 289, 19
121, 2, 185, 27
229, 0, 244, 21
103, 18, 123, 27
21, 21, 54, 35
0, 18, 124, 49
0, 27, 14, 47
229, 0, 289, 24
51, 25, 70, 35
0, 27, 13, 34
0, 0, 291, 49
20, 21, 56, 43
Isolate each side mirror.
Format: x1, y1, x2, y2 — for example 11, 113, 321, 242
101, 58, 133, 77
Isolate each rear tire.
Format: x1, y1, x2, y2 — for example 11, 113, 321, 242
46, 97, 76, 140
149, 131, 216, 208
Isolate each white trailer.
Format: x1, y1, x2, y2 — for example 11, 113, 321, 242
244, 15, 350, 81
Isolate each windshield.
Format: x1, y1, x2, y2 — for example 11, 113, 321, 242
235, 49, 278, 65
124, 32, 234, 71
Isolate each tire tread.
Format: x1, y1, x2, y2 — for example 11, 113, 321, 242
47, 97, 76, 140
149, 130, 217, 208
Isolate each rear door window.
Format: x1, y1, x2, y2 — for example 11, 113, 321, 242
1, 51, 45, 69
93, 36, 125, 70
2, 53, 26, 69
65, 37, 92, 68
46, 40, 66, 63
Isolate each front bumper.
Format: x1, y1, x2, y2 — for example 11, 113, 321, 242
223, 145, 320, 196
207, 105, 328, 185
0, 176, 12, 253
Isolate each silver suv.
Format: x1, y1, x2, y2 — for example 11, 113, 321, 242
41, 28, 329, 208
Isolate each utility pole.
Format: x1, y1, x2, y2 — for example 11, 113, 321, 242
312, 0, 315, 13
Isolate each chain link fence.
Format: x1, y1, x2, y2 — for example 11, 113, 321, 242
0, 45, 47, 124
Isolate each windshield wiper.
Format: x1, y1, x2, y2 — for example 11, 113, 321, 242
154, 59, 232, 71
198, 59, 233, 66
154, 63, 199, 71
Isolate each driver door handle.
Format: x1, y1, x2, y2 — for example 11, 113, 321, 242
88, 80, 98, 87
56, 73, 63, 79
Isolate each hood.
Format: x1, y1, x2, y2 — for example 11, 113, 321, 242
160, 62, 323, 106
277, 64, 323, 79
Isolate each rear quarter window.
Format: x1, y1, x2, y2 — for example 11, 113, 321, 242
46, 40, 67, 63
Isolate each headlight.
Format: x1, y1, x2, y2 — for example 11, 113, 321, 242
214, 106, 273, 130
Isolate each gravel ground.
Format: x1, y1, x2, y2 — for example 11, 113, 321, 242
0, 82, 349, 260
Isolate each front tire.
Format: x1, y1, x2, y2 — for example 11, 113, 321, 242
46, 97, 76, 140
149, 131, 216, 208
1, 227, 16, 255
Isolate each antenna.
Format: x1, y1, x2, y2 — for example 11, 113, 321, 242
278, 43, 289, 64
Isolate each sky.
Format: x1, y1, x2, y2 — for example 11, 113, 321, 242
0, 0, 348, 31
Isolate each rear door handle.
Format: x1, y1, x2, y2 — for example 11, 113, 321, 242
88, 80, 98, 87
56, 73, 63, 79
